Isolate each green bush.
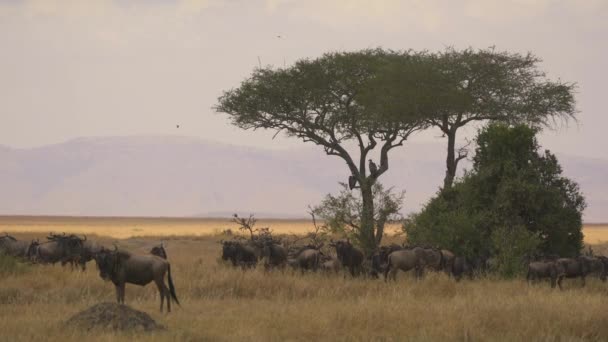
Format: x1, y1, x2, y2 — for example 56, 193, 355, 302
405, 124, 585, 277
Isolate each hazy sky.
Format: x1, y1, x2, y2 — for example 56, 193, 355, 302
1, 0, 607, 158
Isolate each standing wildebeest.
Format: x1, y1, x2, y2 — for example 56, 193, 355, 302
289, 248, 321, 273
0, 234, 31, 258
411, 246, 443, 272
527, 261, 562, 288
221, 241, 258, 269
32, 233, 86, 267
384, 248, 425, 282
554, 256, 606, 289
451, 256, 474, 281
94, 247, 179, 313
598, 256, 608, 280
330, 239, 364, 277
369, 244, 403, 277
440, 249, 455, 274
261, 240, 287, 270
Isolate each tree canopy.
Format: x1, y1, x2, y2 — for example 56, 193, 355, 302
370, 47, 577, 188
216, 49, 435, 252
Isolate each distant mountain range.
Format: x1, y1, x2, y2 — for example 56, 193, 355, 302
1, 135, 606, 222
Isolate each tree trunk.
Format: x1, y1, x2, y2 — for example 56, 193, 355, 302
443, 131, 457, 189
359, 180, 376, 254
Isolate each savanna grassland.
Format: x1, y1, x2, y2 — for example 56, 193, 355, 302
2, 217, 608, 341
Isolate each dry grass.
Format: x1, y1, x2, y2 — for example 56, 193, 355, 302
1, 217, 608, 341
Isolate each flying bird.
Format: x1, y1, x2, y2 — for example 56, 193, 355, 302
369, 159, 378, 176
176, 125, 180, 129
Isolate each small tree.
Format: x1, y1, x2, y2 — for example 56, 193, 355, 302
313, 183, 404, 250
405, 124, 585, 276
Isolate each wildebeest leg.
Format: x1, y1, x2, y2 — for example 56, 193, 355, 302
384, 262, 391, 282
155, 276, 171, 313
155, 280, 165, 313
581, 275, 586, 287
115, 285, 122, 303
119, 284, 126, 304
557, 275, 564, 290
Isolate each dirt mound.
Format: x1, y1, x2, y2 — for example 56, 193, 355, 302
66, 302, 165, 332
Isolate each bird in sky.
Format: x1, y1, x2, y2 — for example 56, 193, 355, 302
176, 125, 180, 129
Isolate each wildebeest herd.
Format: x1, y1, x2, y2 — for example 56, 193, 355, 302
2, 230, 608, 315
0, 233, 179, 313
219, 233, 608, 290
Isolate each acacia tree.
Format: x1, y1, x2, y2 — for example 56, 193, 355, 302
380, 48, 577, 188
215, 50, 433, 253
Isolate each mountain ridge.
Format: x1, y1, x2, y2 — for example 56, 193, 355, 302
0, 135, 606, 221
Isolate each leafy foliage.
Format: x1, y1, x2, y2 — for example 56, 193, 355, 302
405, 124, 585, 276
313, 183, 405, 249
376, 47, 577, 188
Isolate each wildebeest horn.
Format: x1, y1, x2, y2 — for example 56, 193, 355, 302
82, 234, 87, 241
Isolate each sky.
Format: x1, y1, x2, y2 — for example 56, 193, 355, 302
1, 0, 607, 159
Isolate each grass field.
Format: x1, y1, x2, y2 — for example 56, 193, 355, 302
1, 217, 608, 341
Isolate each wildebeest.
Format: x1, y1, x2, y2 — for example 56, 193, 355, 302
94, 246, 179, 313
31, 233, 86, 267
260, 240, 287, 270
598, 256, 608, 278
411, 246, 443, 271
527, 261, 561, 288
221, 240, 258, 269
369, 244, 403, 277
440, 249, 455, 274
330, 239, 364, 277
554, 256, 606, 289
384, 248, 424, 282
290, 248, 321, 273
0, 233, 31, 258
451, 256, 474, 281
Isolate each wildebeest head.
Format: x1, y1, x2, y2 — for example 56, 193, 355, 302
330, 239, 354, 263
94, 247, 114, 280
93, 246, 129, 281
150, 242, 167, 259
26, 239, 40, 260
221, 241, 237, 261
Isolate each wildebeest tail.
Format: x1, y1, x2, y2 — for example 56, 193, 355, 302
167, 264, 180, 306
